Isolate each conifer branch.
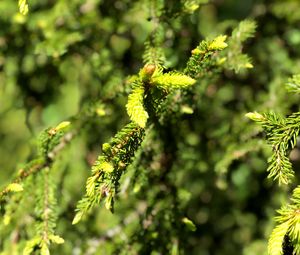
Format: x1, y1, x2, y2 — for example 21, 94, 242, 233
0, 159, 44, 201
268, 186, 300, 254
143, 0, 166, 67
224, 20, 256, 72
286, 74, 300, 94
4, 3, 263, 253
1, 122, 71, 253
143, 40, 166, 68
23, 168, 64, 255
268, 221, 291, 255
184, 35, 228, 78
73, 122, 145, 224
74, 57, 202, 223
246, 112, 300, 185
0, 122, 73, 203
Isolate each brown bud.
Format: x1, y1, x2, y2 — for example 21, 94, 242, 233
139, 64, 156, 82
144, 64, 156, 76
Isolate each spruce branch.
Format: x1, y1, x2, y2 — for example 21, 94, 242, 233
223, 19, 256, 72
0, 122, 72, 253
143, 40, 166, 68
75, 62, 197, 223
286, 74, 300, 94
268, 186, 300, 255
0, 122, 73, 203
143, 0, 166, 67
268, 221, 291, 255
231, 19, 256, 42
73, 122, 145, 224
4, 1, 267, 254
126, 64, 195, 128
23, 168, 64, 255
184, 35, 228, 78
246, 112, 300, 185
0, 159, 44, 202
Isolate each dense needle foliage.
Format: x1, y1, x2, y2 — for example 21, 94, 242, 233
1, 0, 300, 254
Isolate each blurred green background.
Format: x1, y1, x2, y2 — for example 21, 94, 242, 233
1, 0, 300, 254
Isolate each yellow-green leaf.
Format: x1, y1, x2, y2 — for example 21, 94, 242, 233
100, 161, 114, 173
102, 143, 111, 153
49, 235, 65, 244
151, 73, 196, 92
55, 121, 71, 131
182, 217, 197, 231
244, 62, 253, 68
72, 211, 84, 225
245, 112, 265, 122
23, 237, 41, 255
105, 193, 113, 210
268, 221, 290, 255
18, 0, 29, 15
208, 35, 228, 51
126, 87, 148, 128
3, 215, 11, 225
7, 183, 23, 192
40, 242, 50, 255
86, 175, 97, 196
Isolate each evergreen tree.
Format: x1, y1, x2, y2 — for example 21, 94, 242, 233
1, 0, 300, 254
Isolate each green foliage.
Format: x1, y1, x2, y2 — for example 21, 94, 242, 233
3, 0, 300, 254
126, 64, 196, 127
224, 19, 256, 72
74, 40, 222, 224
181, 0, 209, 13
151, 72, 196, 91
0, 120, 72, 254
184, 35, 228, 78
24, 168, 64, 255
247, 72, 300, 252
246, 111, 300, 185
268, 186, 300, 255
286, 75, 300, 94
126, 83, 148, 128
73, 122, 145, 223
271, 0, 300, 23
18, 0, 28, 15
